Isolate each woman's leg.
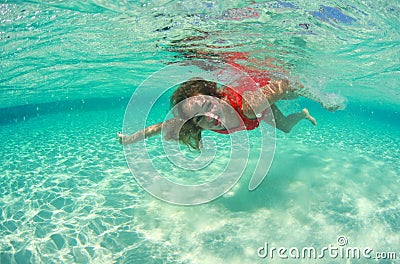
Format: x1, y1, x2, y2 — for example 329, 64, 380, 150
263, 105, 317, 133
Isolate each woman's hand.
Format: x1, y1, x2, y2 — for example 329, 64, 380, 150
117, 132, 138, 145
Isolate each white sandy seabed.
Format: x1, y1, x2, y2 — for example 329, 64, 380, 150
0, 100, 399, 263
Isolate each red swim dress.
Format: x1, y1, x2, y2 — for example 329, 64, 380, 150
212, 86, 268, 134
211, 52, 271, 134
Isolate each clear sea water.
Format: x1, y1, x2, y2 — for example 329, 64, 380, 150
1, 0, 399, 263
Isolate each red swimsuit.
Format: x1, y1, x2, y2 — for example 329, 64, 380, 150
211, 87, 266, 134
207, 52, 271, 134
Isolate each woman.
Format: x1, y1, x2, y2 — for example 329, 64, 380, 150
118, 75, 318, 149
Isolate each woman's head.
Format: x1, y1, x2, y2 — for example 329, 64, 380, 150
170, 78, 218, 109
168, 78, 219, 150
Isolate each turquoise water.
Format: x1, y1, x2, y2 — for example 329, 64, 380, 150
1, 1, 399, 263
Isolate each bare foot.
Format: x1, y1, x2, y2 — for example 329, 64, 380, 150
302, 108, 317, 126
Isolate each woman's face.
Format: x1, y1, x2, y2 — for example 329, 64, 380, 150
180, 95, 225, 130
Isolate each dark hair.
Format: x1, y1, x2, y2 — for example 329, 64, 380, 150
170, 78, 218, 150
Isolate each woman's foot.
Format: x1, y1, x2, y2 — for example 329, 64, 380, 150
302, 108, 317, 126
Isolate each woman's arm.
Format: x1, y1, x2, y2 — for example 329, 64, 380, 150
118, 118, 183, 146
118, 122, 163, 145
241, 79, 292, 119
